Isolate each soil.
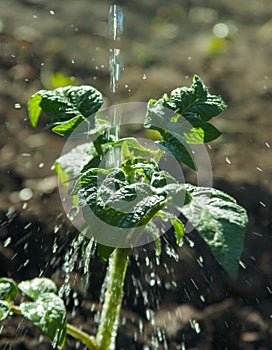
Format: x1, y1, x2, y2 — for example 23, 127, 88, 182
0, 0, 271, 349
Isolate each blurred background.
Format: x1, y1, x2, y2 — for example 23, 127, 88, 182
0, 0, 271, 349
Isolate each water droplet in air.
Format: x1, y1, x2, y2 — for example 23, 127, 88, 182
49, 10, 55, 15
200, 295, 205, 302
142, 74, 147, 80
213, 22, 229, 38
14, 103, 21, 109
18, 188, 33, 201
67, 206, 79, 221
225, 156, 231, 164
239, 260, 247, 269
108, 5, 123, 40
4, 237, 12, 247
190, 319, 201, 334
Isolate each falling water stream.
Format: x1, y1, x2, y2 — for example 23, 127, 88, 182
107, 4, 123, 168
59, 0, 125, 334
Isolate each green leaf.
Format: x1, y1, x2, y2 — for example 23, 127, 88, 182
28, 93, 42, 127
144, 98, 173, 134
169, 119, 222, 144
156, 211, 184, 246
144, 76, 226, 169
150, 170, 176, 188
0, 301, 10, 321
20, 293, 67, 348
28, 85, 103, 136
54, 143, 97, 184
165, 75, 227, 121
170, 217, 184, 246
113, 137, 158, 163
52, 115, 85, 137
144, 221, 162, 255
156, 133, 197, 170
18, 278, 57, 300
0, 278, 18, 302
54, 162, 70, 188
98, 244, 115, 263
79, 168, 168, 229
179, 185, 248, 278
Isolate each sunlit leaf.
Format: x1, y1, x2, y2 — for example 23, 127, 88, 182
113, 137, 158, 163
20, 293, 66, 348
28, 85, 103, 136
0, 278, 18, 302
144, 75, 226, 169
156, 211, 184, 246
28, 93, 42, 127
54, 143, 97, 185
166, 75, 227, 121
18, 278, 57, 301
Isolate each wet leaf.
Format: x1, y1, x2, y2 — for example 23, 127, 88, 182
0, 278, 18, 302
166, 75, 227, 121
20, 293, 66, 348
156, 211, 184, 246
156, 132, 197, 170
0, 301, 10, 321
28, 85, 103, 136
18, 278, 57, 301
179, 185, 248, 278
113, 137, 158, 163
52, 115, 85, 137
182, 119, 221, 144
145, 75, 226, 169
79, 168, 168, 229
54, 143, 97, 185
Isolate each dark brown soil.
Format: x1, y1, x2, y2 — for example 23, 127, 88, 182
0, 0, 271, 349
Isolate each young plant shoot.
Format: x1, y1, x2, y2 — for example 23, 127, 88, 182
0, 76, 248, 349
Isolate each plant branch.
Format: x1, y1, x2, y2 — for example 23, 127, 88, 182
66, 324, 99, 350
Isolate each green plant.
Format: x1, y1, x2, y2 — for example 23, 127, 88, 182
0, 75, 248, 349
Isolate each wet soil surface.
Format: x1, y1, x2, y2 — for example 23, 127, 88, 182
0, 0, 271, 349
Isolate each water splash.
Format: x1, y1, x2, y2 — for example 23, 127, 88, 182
59, 233, 96, 300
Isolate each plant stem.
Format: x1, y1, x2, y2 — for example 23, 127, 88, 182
66, 324, 99, 350
96, 247, 131, 350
